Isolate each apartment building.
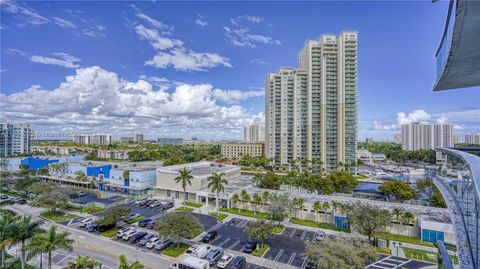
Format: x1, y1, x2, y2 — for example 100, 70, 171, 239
72, 134, 112, 145
243, 123, 265, 142
401, 123, 453, 150
221, 143, 264, 159
0, 123, 33, 157
465, 133, 480, 145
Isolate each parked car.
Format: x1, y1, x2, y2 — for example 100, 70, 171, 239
123, 229, 139, 241
146, 220, 157, 229
154, 238, 173, 250
189, 245, 211, 259
116, 227, 134, 238
77, 191, 86, 196
135, 197, 149, 205
97, 224, 115, 233
138, 218, 152, 227
205, 248, 223, 266
217, 253, 234, 269
86, 223, 98, 232
139, 234, 155, 246
305, 260, 317, 269
228, 256, 246, 269
149, 201, 162, 209
160, 201, 174, 210
139, 199, 151, 207
130, 231, 148, 243
243, 242, 257, 254
202, 230, 217, 243
14, 198, 27, 205
186, 245, 200, 255
129, 213, 140, 220
144, 200, 156, 207
145, 237, 160, 249
79, 218, 95, 227
0, 194, 8, 200
312, 230, 326, 242
169, 256, 210, 269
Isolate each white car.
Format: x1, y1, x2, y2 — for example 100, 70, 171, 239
116, 227, 133, 238
185, 245, 199, 255
122, 229, 138, 241
216, 253, 234, 268
79, 218, 95, 227
145, 237, 160, 248
135, 197, 148, 205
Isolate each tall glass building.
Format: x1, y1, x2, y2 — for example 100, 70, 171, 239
265, 32, 358, 172
0, 123, 32, 157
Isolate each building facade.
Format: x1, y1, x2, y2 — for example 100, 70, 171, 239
136, 134, 144, 143
266, 32, 358, 172
243, 123, 265, 143
72, 134, 112, 145
221, 143, 264, 159
120, 137, 134, 143
157, 138, 183, 145
465, 133, 480, 145
0, 123, 33, 157
401, 123, 453, 150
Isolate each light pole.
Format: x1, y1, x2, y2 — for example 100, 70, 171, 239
392, 241, 403, 268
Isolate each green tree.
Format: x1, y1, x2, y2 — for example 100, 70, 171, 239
12, 215, 43, 269
322, 201, 330, 222
348, 202, 391, 241
328, 172, 358, 193
392, 208, 403, 235
37, 167, 50, 176
118, 254, 144, 269
122, 170, 130, 180
305, 237, 377, 269
66, 256, 100, 269
154, 213, 203, 248
74, 171, 88, 182
431, 188, 447, 208
313, 201, 322, 223
207, 172, 227, 215
261, 191, 270, 211
231, 193, 240, 213
379, 180, 417, 201
243, 220, 275, 248
174, 168, 193, 210
19, 164, 30, 175
0, 212, 17, 268
95, 206, 131, 226
416, 178, 435, 200
240, 190, 250, 211
251, 173, 263, 187
251, 193, 262, 217
34, 190, 69, 214
28, 225, 74, 269
330, 200, 341, 224
401, 212, 415, 237
269, 194, 289, 226
292, 198, 305, 219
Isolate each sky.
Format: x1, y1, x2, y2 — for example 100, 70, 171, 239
1, 0, 479, 141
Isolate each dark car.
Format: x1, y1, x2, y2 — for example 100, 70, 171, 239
130, 231, 147, 243
139, 234, 155, 246
228, 256, 246, 269
202, 230, 217, 243
0, 194, 8, 200
144, 200, 156, 207
86, 223, 98, 232
139, 199, 151, 207
146, 220, 156, 229
305, 260, 317, 269
243, 241, 257, 254
162, 201, 174, 210
205, 248, 223, 266
138, 218, 152, 227
98, 223, 114, 233
15, 198, 27, 205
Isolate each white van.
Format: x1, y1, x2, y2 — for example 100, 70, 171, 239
169, 256, 210, 269
188, 245, 212, 259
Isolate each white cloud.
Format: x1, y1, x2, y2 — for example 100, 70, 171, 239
132, 4, 173, 34
224, 15, 280, 48
7, 48, 27, 56
0, 0, 49, 26
30, 52, 81, 69
212, 89, 264, 103
436, 115, 448, 124
250, 58, 269, 66
53, 16, 76, 28
1, 66, 260, 139
195, 15, 208, 27
130, 8, 231, 71
396, 109, 431, 125
373, 121, 397, 131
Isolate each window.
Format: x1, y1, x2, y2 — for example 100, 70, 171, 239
185, 193, 189, 201
167, 190, 170, 197
421, 229, 444, 243
175, 191, 179, 199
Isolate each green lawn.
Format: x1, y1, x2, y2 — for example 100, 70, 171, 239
210, 212, 228, 221
81, 205, 105, 214
353, 175, 368, 180
183, 201, 203, 208
100, 228, 119, 238
376, 247, 391, 255
402, 247, 437, 263
0, 189, 33, 200
252, 244, 269, 257
126, 216, 145, 224
219, 207, 270, 219
40, 210, 79, 222
291, 218, 350, 233
117, 197, 128, 203
374, 232, 435, 247
273, 225, 285, 234
162, 243, 190, 257
176, 207, 194, 212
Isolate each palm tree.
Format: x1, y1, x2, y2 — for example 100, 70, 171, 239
28, 225, 74, 269
322, 201, 330, 223
251, 193, 262, 217
240, 190, 250, 211
401, 211, 415, 237
207, 172, 227, 215
74, 171, 88, 182
262, 191, 270, 211
231, 193, 240, 213
13, 215, 43, 269
251, 173, 262, 187
330, 200, 341, 224
297, 198, 305, 219
313, 201, 322, 223
66, 256, 100, 269
392, 208, 404, 235
118, 254, 144, 269
0, 213, 17, 268
174, 168, 193, 209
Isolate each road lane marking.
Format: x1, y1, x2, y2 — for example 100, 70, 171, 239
300, 230, 307, 240
288, 252, 296, 265
290, 228, 296, 238
228, 239, 240, 249
274, 249, 284, 262
218, 238, 231, 247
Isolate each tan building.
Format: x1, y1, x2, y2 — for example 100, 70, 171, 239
221, 143, 264, 159
97, 149, 132, 160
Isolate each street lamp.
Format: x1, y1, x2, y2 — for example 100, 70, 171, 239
392, 241, 403, 268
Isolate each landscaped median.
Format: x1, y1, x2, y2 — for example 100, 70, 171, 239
373, 232, 434, 247
40, 210, 79, 222
183, 201, 203, 208
290, 218, 350, 233
252, 244, 269, 257
273, 225, 285, 234
162, 243, 190, 258
127, 216, 145, 224
101, 228, 119, 238
176, 206, 194, 212
209, 212, 228, 221
80, 205, 105, 214
402, 246, 458, 265
219, 207, 270, 219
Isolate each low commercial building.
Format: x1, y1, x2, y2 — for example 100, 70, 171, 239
418, 215, 455, 244
356, 147, 386, 163
221, 143, 265, 159
104, 166, 156, 195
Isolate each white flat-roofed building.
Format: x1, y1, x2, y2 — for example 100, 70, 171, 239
244, 122, 265, 143
73, 134, 112, 145
401, 123, 453, 150
97, 149, 132, 160
465, 133, 480, 144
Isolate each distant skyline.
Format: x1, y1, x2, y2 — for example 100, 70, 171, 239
1, 1, 479, 140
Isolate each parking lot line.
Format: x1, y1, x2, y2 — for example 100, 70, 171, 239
274, 249, 284, 262
288, 252, 296, 265
300, 230, 307, 240
218, 238, 231, 247
56, 255, 72, 265
228, 239, 241, 250
290, 228, 296, 238
301, 257, 308, 269
210, 235, 222, 244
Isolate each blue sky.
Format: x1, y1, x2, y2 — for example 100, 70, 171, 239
1, 0, 479, 140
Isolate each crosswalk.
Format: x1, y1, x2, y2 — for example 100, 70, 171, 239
366, 255, 410, 269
